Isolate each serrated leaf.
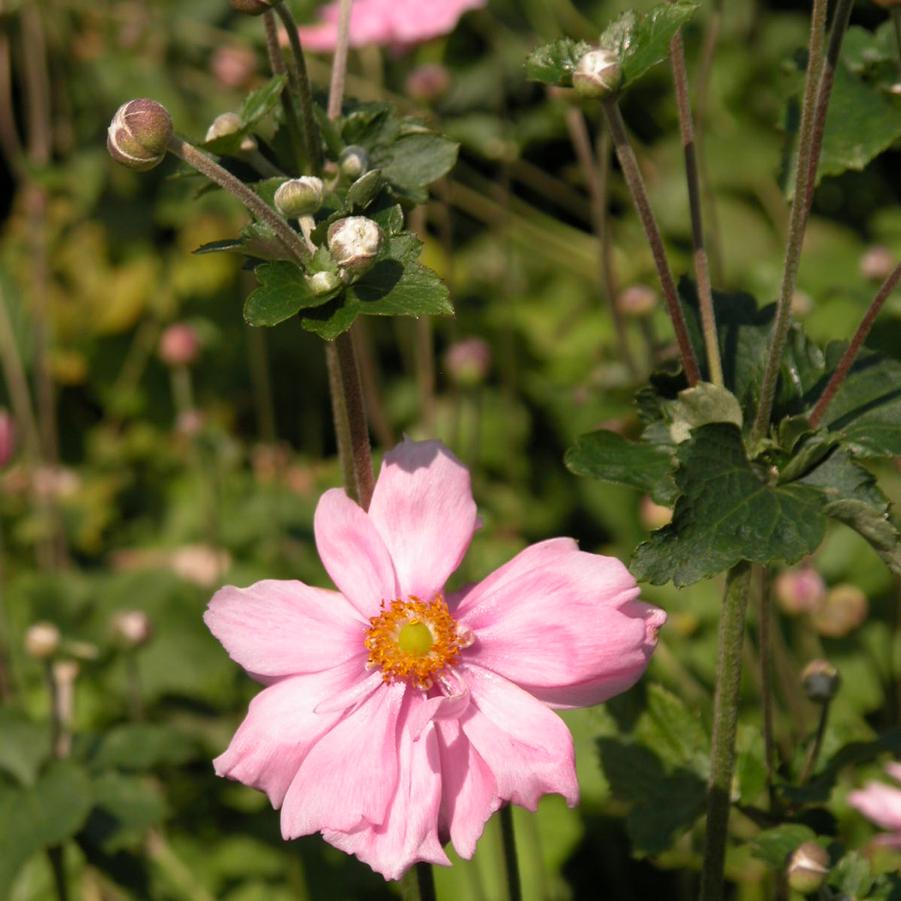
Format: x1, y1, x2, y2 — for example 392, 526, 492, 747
750, 824, 817, 867
0, 711, 51, 787
373, 133, 459, 203
631, 423, 826, 586
667, 382, 743, 443
525, 38, 593, 86
564, 430, 677, 505
239, 75, 287, 128
635, 684, 709, 775
244, 261, 330, 327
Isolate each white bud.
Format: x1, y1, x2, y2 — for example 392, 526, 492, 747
25, 622, 61, 659
787, 841, 829, 894
339, 145, 370, 180
205, 112, 242, 143
274, 177, 325, 218
327, 216, 382, 275
573, 49, 622, 99
107, 99, 173, 171
307, 270, 342, 297
111, 610, 154, 649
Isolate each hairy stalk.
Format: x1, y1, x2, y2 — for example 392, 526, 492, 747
333, 332, 375, 509
670, 30, 723, 386
272, 1, 323, 173
564, 106, 638, 378
167, 136, 310, 263
601, 97, 701, 385
699, 562, 752, 901
750, 0, 843, 444
327, 0, 353, 119
808, 262, 901, 427
401, 863, 437, 901
756, 566, 778, 809
262, 10, 306, 171
324, 343, 357, 499
499, 805, 523, 901
799, 697, 832, 783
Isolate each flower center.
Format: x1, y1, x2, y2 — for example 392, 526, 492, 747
364, 595, 473, 690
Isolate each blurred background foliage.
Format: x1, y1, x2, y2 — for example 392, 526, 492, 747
0, 0, 900, 898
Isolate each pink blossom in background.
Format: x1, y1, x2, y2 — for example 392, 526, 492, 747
299, 0, 486, 52
0, 409, 15, 469
848, 762, 901, 849
205, 438, 665, 879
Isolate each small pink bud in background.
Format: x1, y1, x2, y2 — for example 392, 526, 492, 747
859, 245, 895, 282
405, 63, 452, 103
786, 842, 829, 894
111, 610, 154, 649
774, 565, 826, 615
812, 583, 868, 637
32, 466, 80, 501
0, 409, 15, 469
212, 44, 257, 90
617, 284, 658, 318
25, 622, 61, 659
170, 544, 231, 587
159, 323, 200, 367
790, 290, 813, 319
107, 99, 173, 171
444, 338, 491, 388
640, 496, 673, 530
801, 659, 841, 703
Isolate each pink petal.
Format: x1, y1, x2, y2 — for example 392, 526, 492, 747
886, 761, 901, 783
849, 781, 901, 831
460, 663, 578, 810
281, 680, 407, 837
314, 487, 398, 617
367, 439, 477, 601
456, 539, 665, 707
322, 694, 449, 879
436, 718, 499, 859
408, 684, 471, 741
213, 656, 366, 808
204, 579, 366, 677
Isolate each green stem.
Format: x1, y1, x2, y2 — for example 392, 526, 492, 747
670, 29, 723, 387
324, 341, 357, 501
47, 845, 68, 901
401, 862, 438, 901
756, 566, 778, 810
499, 805, 523, 901
699, 562, 751, 901
262, 9, 306, 172
601, 97, 701, 386
798, 698, 831, 784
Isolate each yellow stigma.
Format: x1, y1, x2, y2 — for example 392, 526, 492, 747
364, 595, 471, 689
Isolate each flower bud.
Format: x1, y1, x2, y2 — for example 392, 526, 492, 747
338, 145, 370, 181
774, 565, 826, 615
790, 290, 813, 319
812, 583, 868, 638
405, 63, 452, 104
0, 408, 15, 469
801, 659, 841, 703
859, 245, 895, 282
52, 659, 80, 684
640, 496, 673, 530
230, 0, 273, 14
159, 323, 200, 367
274, 177, 325, 218
25, 622, 61, 660
307, 270, 342, 297
212, 45, 257, 90
111, 610, 154, 649
787, 842, 829, 895
107, 99, 173, 171
445, 338, 491, 388
327, 216, 382, 275
205, 113, 257, 153
573, 49, 622, 99
617, 284, 658, 318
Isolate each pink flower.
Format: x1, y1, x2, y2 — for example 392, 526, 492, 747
848, 762, 901, 849
299, 0, 485, 52
205, 439, 665, 879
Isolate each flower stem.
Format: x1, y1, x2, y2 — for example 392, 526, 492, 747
699, 561, 751, 901
600, 97, 701, 386
750, 0, 846, 445
262, 10, 306, 173
756, 566, 778, 810
166, 135, 310, 264
670, 29, 723, 387
499, 805, 523, 901
327, 0, 353, 120
808, 262, 901, 428
401, 862, 437, 901
799, 697, 832, 784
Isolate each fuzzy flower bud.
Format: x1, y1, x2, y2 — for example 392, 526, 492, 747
338, 145, 370, 181
274, 177, 325, 218
159, 323, 200, 367
812, 583, 868, 637
801, 659, 841, 703
205, 112, 257, 153
617, 284, 658, 318
24, 621, 61, 660
307, 270, 342, 297
774, 565, 826, 616
786, 841, 829, 894
111, 610, 154, 649
107, 99, 173, 171
573, 49, 622, 99
327, 216, 382, 275
0, 408, 15, 469
230, 0, 273, 14
859, 245, 895, 282
405, 63, 452, 104
445, 338, 491, 388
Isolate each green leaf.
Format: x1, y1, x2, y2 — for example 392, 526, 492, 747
565, 430, 677, 505
83, 773, 166, 853
525, 38, 593, 86
372, 133, 459, 203
244, 262, 331, 327
750, 824, 817, 867
631, 423, 826, 586
635, 684, 709, 776
599, 2, 700, 89
86, 723, 196, 773
194, 223, 291, 263
829, 851, 876, 897
0, 711, 51, 787
346, 169, 385, 209
666, 382, 744, 443
240, 75, 287, 128
0, 760, 94, 888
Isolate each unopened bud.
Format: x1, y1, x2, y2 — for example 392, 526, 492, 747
52, 659, 80, 683
405, 63, 452, 103
25, 622, 60, 659
230, 0, 273, 14
812, 583, 868, 637
640, 496, 673, 530
205, 112, 257, 153
774, 565, 825, 615
0, 408, 15, 469
573, 49, 622, 99
274, 177, 325, 218
212, 45, 257, 90
107, 99, 173, 171
445, 338, 491, 388
801, 659, 841, 703
159, 323, 200, 367
787, 841, 829, 895
617, 284, 658, 318
307, 270, 342, 297
111, 610, 154, 649
327, 216, 382, 275
790, 290, 813, 319
338, 145, 369, 181
859, 245, 895, 282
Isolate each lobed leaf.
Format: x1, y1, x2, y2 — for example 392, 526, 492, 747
244, 262, 332, 327
525, 38, 593, 86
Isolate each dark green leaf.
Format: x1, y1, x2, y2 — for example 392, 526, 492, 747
750, 824, 817, 867
525, 38, 593, 86
239, 75, 287, 128
83, 773, 166, 853
829, 851, 876, 896
0, 711, 51, 787
86, 723, 196, 773
372, 133, 459, 203
346, 169, 385, 209
564, 430, 677, 505
631, 423, 826, 586
194, 223, 291, 263
635, 684, 709, 775
244, 262, 330, 327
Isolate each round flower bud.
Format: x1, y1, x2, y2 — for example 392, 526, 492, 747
790, 290, 813, 319
338, 145, 370, 181
617, 284, 658, 318
786, 841, 829, 895
774, 565, 826, 616
445, 338, 491, 388
25, 621, 60, 660
405, 63, 452, 104
159, 323, 200, 367
0, 408, 15, 470
230, 0, 273, 14
640, 496, 673, 530
111, 610, 154, 649
307, 270, 342, 297
212, 45, 257, 90
801, 659, 841, 703
205, 112, 241, 142
52, 659, 80, 684
274, 177, 325, 218
859, 245, 895, 282
327, 216, 382, 275
812, 583, 868, 638
573, 49, 622, 99
107, 99, 173, 171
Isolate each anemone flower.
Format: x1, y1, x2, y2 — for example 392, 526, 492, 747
205, 439, 665, 879
298, 0, 486, 52
848, 762, 901, 849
